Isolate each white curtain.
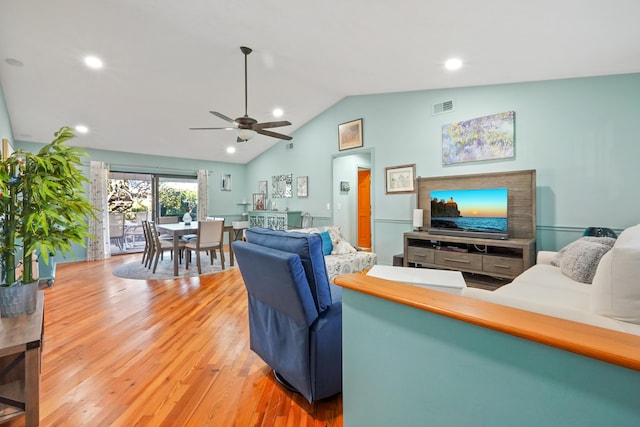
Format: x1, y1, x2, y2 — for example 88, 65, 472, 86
197, 169, 209, 221
87, 161, 110, 260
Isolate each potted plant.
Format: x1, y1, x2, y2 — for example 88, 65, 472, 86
0, 126, 95, 317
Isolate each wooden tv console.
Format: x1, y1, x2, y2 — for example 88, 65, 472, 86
407, 169, 538, 281
404, 231, 536, 280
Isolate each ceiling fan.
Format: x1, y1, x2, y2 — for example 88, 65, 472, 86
190, 46, 292, 142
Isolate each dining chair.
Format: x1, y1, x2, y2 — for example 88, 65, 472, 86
141, 220, 151, 266
148, 221, 186, 273
185, 219, 225, 274
109, 212, 126, 250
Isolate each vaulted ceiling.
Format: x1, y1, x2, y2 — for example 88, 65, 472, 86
1, 1, 639, 164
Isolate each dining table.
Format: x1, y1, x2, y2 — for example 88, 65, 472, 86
156, 221, 236, 276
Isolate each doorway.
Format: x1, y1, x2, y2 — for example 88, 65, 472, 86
332, 150, 373, 250
357, 168, 371, 250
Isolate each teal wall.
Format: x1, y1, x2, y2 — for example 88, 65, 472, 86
342, 289, 640, 427
3, 73, 640, 263
247, 73, 640, 264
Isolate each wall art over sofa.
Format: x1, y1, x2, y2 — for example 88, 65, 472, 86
441, 111, 515, 165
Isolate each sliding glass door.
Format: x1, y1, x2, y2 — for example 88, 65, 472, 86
107, 172, 198, 255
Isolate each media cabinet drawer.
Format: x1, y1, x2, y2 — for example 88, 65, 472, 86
482, 255, 524, 276
407, 247, 435, 264
435, 251, 482, 270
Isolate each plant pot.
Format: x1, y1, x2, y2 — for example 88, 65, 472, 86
0, 282, 38, 318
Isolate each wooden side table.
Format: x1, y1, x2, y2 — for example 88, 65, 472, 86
0, 290, 44, 427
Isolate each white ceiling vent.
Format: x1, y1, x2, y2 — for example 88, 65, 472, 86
432, 100, 454, 115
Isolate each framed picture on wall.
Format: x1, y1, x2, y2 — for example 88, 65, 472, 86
385, 164, 416, 194
338, 118, 363, 151
297, 176, 308, 197
220, 173, 232, 191
258, 180, 268, 198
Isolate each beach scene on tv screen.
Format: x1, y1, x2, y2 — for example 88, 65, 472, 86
430, 188, 508, 233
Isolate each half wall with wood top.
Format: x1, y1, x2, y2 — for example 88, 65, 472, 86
334, 273, 640, 427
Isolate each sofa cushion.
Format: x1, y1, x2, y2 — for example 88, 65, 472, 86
245, 228, 332, 313
614, 224, 640, 248
551, 237, 612, 284
591, 247, 640, 324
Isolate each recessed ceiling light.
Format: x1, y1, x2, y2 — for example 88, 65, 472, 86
84, 56, 103, 69
445, 58, 463, 71
272, 108, 284, 118
226, 146, 236, 154
75, 125, 89, 134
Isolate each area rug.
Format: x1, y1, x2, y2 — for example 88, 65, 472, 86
112, 252, 236, 280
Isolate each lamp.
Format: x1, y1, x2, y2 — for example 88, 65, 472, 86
238, 129, 256, 141
412, 209, 424, 231
583, 227, 618, 238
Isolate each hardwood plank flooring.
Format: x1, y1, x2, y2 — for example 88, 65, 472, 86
2, 253, 342, 427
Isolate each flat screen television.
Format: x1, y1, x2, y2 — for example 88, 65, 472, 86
429, 187, 509, 240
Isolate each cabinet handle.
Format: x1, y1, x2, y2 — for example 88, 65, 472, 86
443, 257, 470, 264
493, 264, 511, 269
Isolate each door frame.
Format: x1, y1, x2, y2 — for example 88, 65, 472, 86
331, 148, 375, 252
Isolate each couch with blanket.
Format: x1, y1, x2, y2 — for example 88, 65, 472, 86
462, 224, 640, 335
291, 225, 377, 282
232, 227, 344, 402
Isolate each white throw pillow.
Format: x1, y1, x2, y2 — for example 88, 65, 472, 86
591, 247, 640, 324
331, 239, 357, 255
323, 226, 343, 248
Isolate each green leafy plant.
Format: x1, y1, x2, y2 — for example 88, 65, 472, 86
0, 127, 96, 286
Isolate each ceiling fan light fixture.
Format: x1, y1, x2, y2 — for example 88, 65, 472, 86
238, 129, 257, 141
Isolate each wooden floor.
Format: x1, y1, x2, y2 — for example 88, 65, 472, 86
3, 253, 342, 427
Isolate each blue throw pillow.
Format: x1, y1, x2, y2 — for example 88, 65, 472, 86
319, 231, 333, 256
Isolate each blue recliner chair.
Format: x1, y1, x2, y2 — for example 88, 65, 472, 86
232, 228, 342, 402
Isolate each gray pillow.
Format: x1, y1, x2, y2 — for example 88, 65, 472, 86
551, 238, 612, 283
581, 236, 617, 247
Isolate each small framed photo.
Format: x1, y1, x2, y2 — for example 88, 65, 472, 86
340, 181, 350, 192
253, 193, 266, 210
385, 164, 416, 194
220, 173, 232, 191
297, 176, 308, 197
338, 118, 363, 151
258, 180, 268, 198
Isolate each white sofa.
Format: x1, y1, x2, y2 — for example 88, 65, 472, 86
462, 224, 640, 336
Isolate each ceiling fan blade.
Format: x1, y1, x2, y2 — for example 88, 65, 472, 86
253, 120, 292, 130
189, 127, 236, 130
257, 128, 293, 141
209, 111, 237, 124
